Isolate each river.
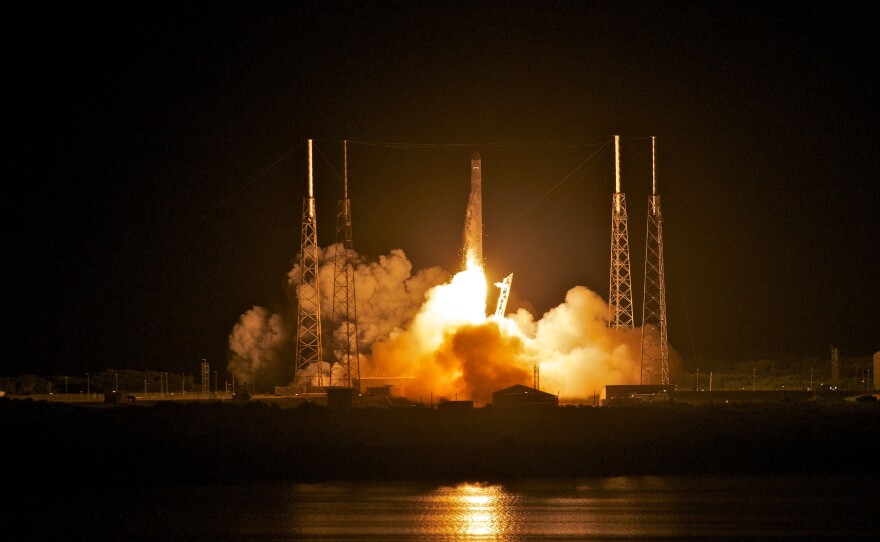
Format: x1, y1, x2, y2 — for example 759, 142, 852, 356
35, 473, 878, 540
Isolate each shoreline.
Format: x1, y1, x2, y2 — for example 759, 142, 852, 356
4, 397, 878, 487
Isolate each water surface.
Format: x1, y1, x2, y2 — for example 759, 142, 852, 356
42, 474, 879, 540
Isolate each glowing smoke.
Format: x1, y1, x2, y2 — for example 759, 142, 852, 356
369, 277, 647, 405
227, 246, 449, 383
228, 246, 676, 403
227, 153, 680, 401
354, 149, 652, 404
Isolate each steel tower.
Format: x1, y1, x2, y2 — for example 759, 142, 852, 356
609, 135, 634, 330
295, 139, 323, 390
329, 140, 361, 391
640, 137, 669, 385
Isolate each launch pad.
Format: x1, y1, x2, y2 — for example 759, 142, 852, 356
284, 138, 673, 403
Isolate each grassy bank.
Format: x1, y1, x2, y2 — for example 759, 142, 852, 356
3, 397, 878, 487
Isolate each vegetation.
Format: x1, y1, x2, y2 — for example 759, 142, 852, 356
679, 354, 874, 392
0, 370, 200, 396
3, 396, 878, 489
1, 354, 873, 396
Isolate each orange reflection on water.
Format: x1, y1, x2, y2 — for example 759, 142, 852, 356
421, 482, 517, 539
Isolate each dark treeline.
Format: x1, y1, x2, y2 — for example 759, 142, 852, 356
3, 397, 879, 488
0, 370, 204, 396
2, 354, 873, 397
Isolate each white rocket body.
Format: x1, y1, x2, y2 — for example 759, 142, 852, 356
463, 152, 483, 270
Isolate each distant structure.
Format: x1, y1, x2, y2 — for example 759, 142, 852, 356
492, 384, 558, 410
603, 384, 669, 406
295, 139, 323, 389
873, 351, 879, 391
462, 151, 483, 270
830, 345, 839, 388
640, 137, 670, 385
329, 140, 361, 391
609, 135, 634, 330
201, 359, 209, 394
533, 363, 540, 390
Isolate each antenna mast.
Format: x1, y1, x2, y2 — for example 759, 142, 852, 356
295, 139, 323, 391
609, 135, 634, 330
330, 140, 361, 392
640, 137, 669, 385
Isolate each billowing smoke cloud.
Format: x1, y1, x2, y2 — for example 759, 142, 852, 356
528, 286, 644, 396
227, 306, 289, 383
312, 246, 449, 348
227, 245, 448, 383
369, 278, 654, 405
228, 152, 685, 402
228, 247, 680, 404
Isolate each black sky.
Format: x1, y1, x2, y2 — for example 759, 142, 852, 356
9, 0, 878, 378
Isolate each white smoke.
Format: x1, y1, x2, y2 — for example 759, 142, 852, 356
227, 306, 289, 382
229, 242, 678, 402
370, 278, 650, 405
228, 245, 448, 382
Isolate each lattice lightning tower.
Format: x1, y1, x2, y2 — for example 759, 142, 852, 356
295, 139, 323, 390
329, 140, 361, 391
640, 137, 669, 385
609, 135, 634, 330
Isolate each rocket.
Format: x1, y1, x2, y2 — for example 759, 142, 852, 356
463, 151, 483, 270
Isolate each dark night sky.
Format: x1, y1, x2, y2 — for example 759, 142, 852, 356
9, 1, 878, 378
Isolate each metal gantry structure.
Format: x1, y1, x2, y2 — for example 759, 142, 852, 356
329, 140, 361, 392
494, 273, 513, 318
609, 135, 634, 330
294, 139, 324, 390
640, 137, 670, 385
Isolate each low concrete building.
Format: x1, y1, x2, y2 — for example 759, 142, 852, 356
327, 387, 358, 409
602, 385, 669, 405
437, 400, 474, 411
492, 384, 558, 410
671, 390, 809, 404
365, 385, 394, 397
